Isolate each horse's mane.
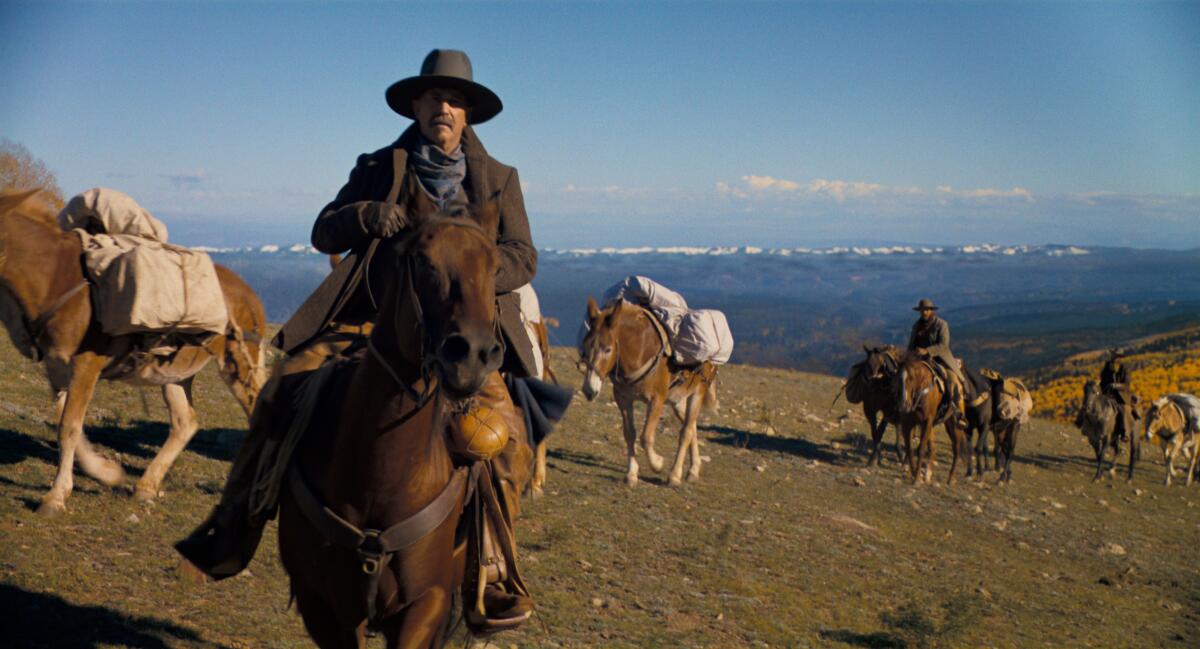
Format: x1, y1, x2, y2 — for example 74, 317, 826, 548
0, 188, 59, 228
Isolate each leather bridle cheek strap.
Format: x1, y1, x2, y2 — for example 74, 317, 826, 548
23, 280, 90, 363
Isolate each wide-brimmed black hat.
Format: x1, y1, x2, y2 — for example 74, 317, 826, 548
1109, 347, 1127, 359
913, 298, 939, 311
385, 49, 503, 124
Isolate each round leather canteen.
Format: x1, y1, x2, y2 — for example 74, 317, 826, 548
450, 404, 512, 461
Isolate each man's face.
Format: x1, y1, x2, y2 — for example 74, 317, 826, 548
919, 308, 935, 321
412, 87, 469, 151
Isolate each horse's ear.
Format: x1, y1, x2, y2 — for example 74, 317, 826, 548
586, 296, 600, 321
605, 299, 622, 325
476, 199, 500, 240
863, 344, 871, 354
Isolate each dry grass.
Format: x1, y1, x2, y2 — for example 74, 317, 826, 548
1, 338, 1197, 648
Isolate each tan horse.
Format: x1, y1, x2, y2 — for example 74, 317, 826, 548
277, 205, 531, 647
579, 297, 717, 487
1143, 397, 1199, 486
894, 352, 966, 484
0, 189, 268, 515
528, 316, 557, 498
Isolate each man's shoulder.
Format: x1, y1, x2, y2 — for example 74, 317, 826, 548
355, 143, 402, 169
480, 152, 516, 179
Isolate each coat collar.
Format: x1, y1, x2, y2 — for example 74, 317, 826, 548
392, 124, 492, 207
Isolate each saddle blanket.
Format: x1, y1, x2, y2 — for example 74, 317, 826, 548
60, 188, 228, 336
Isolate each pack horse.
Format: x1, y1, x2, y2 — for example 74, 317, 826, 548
0, 189, 268, 515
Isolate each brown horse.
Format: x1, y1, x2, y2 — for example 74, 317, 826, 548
841, 344, 903, 467
894, 352, 967, 484
277, 205, 526, 648
579, 297, 717, 487
1143, 396, 1199, 486
0, 189, 267, 515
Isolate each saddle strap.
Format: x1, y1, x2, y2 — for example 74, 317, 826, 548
617, 307, 670, 385
286, 462, 476, 622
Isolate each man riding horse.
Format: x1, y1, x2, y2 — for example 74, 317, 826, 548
179, 49, 568, 626
906, 298, 977, 420
1100, 348, 1136, 446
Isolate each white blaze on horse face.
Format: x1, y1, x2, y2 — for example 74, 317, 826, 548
583, 369, 603, 401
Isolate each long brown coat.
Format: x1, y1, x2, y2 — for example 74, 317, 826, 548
907, 315, 958, 373
274, 124, 539, 376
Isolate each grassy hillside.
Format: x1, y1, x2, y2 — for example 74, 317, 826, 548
0, 336, 1197, 648
1027, 326, 1200, 423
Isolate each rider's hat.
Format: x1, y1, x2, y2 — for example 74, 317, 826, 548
913, 298, 939, 311
386, 49, 503, 124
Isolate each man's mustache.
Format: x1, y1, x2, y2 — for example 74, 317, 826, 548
429, 116, 454, 128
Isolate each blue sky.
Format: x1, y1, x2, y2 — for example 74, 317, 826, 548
2, 1, 1197, 248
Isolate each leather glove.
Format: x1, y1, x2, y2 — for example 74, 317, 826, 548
358, 201, 407, 238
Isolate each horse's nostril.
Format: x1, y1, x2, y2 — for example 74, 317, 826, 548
440, 335, 470, 363
488, 343, 502, 360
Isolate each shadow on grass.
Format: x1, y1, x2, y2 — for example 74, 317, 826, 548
822, 597, 985, 649
87, 422, 241, 463
0, 583, 231, 649
0, 428, 56, 465
818, 629, 906, 648
546, 447, 614, 473
703, 424, 842, 464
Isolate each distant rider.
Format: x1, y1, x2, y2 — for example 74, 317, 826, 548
906, 298, 975, 419
1100, 348, 1137, 445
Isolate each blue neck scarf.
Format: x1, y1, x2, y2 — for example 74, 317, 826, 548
409, 136, 466, 210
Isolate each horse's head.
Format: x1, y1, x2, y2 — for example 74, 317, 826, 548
579, 296, 622, 401
1142, 398, 1179, 445
863, 344, 897, 380
895, 354, 935, 416
379, 201, 502, 400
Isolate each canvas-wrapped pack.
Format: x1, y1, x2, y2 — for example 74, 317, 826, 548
672, 309, 734, 366
59, 188, 228, 336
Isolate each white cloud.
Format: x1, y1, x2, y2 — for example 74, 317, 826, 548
937, 185, 1033, 201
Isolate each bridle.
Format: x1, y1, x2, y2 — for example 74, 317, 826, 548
580, 305, 666, 386
287, 215, 502, 627
364, 216, 500, 412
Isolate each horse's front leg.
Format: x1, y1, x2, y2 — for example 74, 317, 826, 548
292, 582, 364, 649
135, 378, 200, 501
641, 394, 667, 474
383, 589, 453, 649
903, 423, 918, 482
945, 421, 961, 485
921, 420, 936, 484
616, 393, 640, 487
530, 440, 548, 498
40, 352, 111, 515
865, 409, 883, 468
682, 393, 704, 483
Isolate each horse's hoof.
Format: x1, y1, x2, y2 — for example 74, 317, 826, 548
133, 487, 158, 502
625, 474, 639, 488
686, 471, 701, 483
647, 454, 665, 473
530, 486, 545, 500
37, 499, 66, 517
668, 475, 683, 488
92, 461, 126, 488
